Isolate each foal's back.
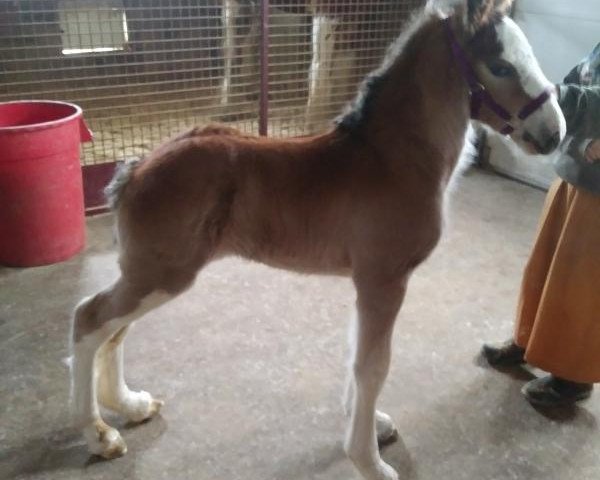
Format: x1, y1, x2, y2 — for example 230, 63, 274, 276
116, 125, 440, 277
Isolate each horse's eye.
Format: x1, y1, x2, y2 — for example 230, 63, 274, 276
488, 62, 516, 78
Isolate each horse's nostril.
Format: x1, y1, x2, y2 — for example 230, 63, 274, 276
541, 131, 561, 154
523, 130, 562, 155
522, 131, 534, 144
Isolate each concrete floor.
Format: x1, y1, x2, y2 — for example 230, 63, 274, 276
1, 170, 598, 480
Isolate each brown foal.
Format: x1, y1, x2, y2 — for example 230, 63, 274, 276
70, 1, 565, 479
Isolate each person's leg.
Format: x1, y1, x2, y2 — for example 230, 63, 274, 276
482, 180, 570, 367
519, 186, 600, 404
514, 181, 574, 348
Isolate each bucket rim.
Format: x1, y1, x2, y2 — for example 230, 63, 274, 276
0, 100, 83, 133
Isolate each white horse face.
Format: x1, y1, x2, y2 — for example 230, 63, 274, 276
463, 1, 566, 155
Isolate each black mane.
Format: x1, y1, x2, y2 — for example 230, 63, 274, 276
335, 7, 438, 134
335, 71, 389, 133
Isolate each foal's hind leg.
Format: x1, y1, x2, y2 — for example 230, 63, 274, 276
71, 278, 174, 458
344, 273, 408, 480
97, 325, 164, 423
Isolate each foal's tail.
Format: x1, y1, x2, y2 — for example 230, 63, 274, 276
104, 158, 140, 210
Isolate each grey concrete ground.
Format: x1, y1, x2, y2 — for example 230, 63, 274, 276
1, 170, 598, 480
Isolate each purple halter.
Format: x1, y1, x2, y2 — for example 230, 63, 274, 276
443, 18, 551, 135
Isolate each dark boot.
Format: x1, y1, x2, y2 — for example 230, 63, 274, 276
481, 339, 526, 367
523, 375, 593, 407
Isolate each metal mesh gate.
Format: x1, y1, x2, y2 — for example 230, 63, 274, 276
1, 0, 254, 166
267, 1, 423, 136
0, 0, 423, 206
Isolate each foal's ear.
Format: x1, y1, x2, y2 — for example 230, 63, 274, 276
465, 0, 513, 32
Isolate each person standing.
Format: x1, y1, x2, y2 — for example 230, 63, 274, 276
482, 43, 600, 407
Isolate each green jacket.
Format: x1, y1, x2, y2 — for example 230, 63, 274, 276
554, 44, 600, 195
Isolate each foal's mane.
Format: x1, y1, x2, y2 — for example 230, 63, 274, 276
335, 6, 444, 133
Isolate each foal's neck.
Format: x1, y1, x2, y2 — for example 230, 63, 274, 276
358, 14, 471, 184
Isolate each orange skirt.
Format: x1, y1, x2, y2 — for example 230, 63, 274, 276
514, 179, 600, 383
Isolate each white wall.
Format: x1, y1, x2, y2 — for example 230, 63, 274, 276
514, 0, 600, 82
487, 0, 600, 188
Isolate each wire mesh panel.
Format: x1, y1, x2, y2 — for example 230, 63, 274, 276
267, 0, 424, 136
0, 0, 260, 166
0, 0, 424, 192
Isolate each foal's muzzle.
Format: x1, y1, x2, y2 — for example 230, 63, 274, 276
523, 129, 561, 155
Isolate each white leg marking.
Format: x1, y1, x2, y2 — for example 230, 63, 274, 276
71, 289, 172, 458
72, 321, 128, 458
345, 376, 397, 446
343, 311, 358, 417
97, 325, 164, 423
344, 296, 401, 480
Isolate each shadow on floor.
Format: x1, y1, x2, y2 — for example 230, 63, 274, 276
1, 415, 168, 479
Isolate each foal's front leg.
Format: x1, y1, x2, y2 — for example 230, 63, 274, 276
345, 274, 407, 480
344, 335, 399, 446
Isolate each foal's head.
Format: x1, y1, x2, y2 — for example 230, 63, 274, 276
450, 0, 565, 155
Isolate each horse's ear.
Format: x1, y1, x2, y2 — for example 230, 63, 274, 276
465, 0, 513, 32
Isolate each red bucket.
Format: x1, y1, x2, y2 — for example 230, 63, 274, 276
0, 101, 93, 267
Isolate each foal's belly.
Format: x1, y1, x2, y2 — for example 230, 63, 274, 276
253, 252, 353, 277
223, 224, 353, 276
224, 197, 354, 275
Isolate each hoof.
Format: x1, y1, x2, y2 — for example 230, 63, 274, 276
377, 427, 399, 447
145, 398, 165, 419
376, 411, 399, 447
353, 459, 399, 480
126, 391, 164, 423
377, 461, 399, 480
84, 421, 127, 459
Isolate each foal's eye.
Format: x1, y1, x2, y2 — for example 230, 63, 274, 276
488, 61, 516, 78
